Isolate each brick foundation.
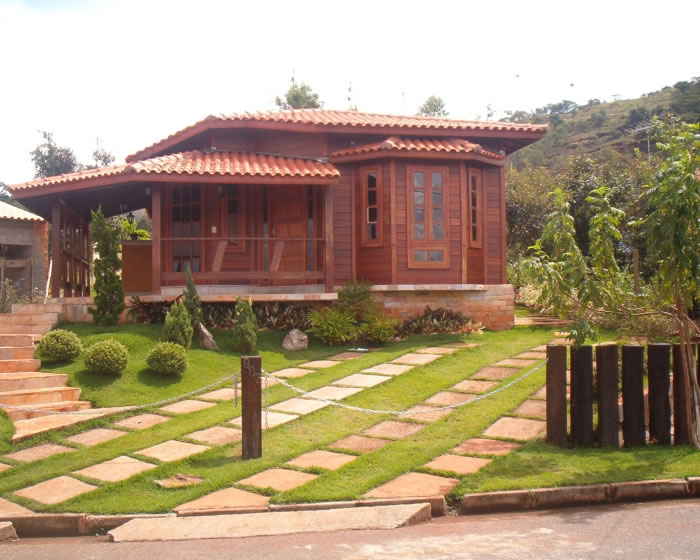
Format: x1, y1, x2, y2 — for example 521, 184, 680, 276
371, 284, 514, 331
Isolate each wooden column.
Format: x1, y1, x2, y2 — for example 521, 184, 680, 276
324, 185, 334, 292
459, 161, 468, 284
596, 344, 620, 447
647, 343, 671, 445
621, 345, 646, 447
151, 185, 162, 295
389, 160, 397, 284
545, 345, 568, 447
241, 355, 262, 459
570, 345, 594, 446
50, 200, 61, 298
672, 343, 691, 445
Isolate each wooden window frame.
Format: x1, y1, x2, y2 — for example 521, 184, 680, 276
168, 184, 203, 273
407, 164, 450, 269
360, 165, 383, 247
219, 184, 246, 252
468, 168, 483, 248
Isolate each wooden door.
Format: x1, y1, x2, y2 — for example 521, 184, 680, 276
269, 186, 306, 280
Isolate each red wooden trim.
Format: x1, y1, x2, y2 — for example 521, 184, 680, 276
330, 151, 506, 166
389, 159, 397, 284
50, 200, 61, 298
350, 166, 357, 280
324, 186, 334, 291
162, 270, 324, 281
151, 185, 162, 294
359, 165, 383, 248
468, 168, 483, 249
459, 161, 468, 284
499, 165, 507, 283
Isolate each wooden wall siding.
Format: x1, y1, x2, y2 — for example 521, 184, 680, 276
209, 131, 254, 152
332, 165, 353, 284
484, 167, 505, 283
355, 162, 392, 284
252, 131, 325, 159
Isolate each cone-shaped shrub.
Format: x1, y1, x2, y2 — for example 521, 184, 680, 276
162, 301, 193, 348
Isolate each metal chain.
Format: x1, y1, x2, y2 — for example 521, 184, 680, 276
264, 374, 269, 430
233, 373, 239, 408
261, 360, 546, 417
0, 373, 240, 417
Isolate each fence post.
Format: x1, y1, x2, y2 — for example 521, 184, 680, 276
596, 344, 619, 447
241, 355, 262, 459
546, 345, 568, 447
672, 344, 690, 445
621, 345, 646, 447
647, 343, 671, 445
570, 345, 593, 446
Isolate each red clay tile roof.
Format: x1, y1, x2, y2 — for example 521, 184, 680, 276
0, 200, 44, 221
127, 109, 548, 162
10, 151, 340, 193
330, 137, 506, 161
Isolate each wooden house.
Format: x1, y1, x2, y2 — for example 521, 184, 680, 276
9, 110, 546, 329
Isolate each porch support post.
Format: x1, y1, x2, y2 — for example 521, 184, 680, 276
151, 184, 162, 295
324, 185, 334, 292
51, 200, 61, 298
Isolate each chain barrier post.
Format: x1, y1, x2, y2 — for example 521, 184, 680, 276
241, 355, 263, 459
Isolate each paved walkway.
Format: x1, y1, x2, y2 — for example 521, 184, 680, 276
0, 340, 558, 516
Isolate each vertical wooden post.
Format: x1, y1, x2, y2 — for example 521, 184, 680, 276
672, 343, 690, 445
324, 186, 334, 292
570, 345, 593, 446
241, 355, 262, 459
596, 344, 620, 447
621, 345, 646, 446
546, 345, 568, 447
51, 200, 61, 298
151, 184, 162, 295
647, 343, 671, 445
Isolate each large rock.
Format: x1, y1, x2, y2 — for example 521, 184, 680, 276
283, 329, 308, 351
199, 323, 218, 350
0, 521, 17, 542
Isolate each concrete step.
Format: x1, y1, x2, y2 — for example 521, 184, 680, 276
0, 385, 81, 407
0, 334, 34, 347
0, 346, 35, 360
4, 399, 91, 421
11, 303, 64, 314
0, 323, 53, 335
0, 372, 68, 392
0, 359, 41, 373
2, 312, 59, 325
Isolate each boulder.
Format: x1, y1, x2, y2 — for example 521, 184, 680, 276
199, 323, 218, 350
0, 521, 17, 542
155, 474, 204, 489
283, 329, 308, 351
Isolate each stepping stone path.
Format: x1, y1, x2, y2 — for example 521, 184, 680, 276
273, 368, 314, 378
230, 411, 298, 430
364, 472, 459, 499
0, 497, 32, 516
392, 353, 441, 366
185, 426, 242, 446
4, 443, 74, 463
174, 487, 269, 516
329, 352, 366, 360
198, 387, 237, 401
425, 391, 476, 406
74, 456, 156, 483
495, 358, 539, 368
415, 347, 457, 355
270, 398, 329, 415
333, 373, 390, 388
14, 476, 96, 505
362, 420, 424, 440
159, 399, 216, 414
67, 428, 126, 447
304, 386, 363, 401
472, 367, 517, 380
329, 435, 390, 453
402, 405, 453, 422
0, 462, 11, 473
136, 440, 210, 462
115, 413, 170, 430
299, 360, 341, 369
453, 438, 521, 456
286, 450, 356, 471
362, 363, 413, 376
483, 417, 546, 441
239, 468, 318, 492
424, 454, 491, 475
513, 399, 547, 419
452, 379, 497, 393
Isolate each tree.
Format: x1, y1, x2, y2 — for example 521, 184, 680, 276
88, 207, 125, 325
275, 82, 323, 110
89, 139, 115, 169
183, 267, 203, 332
417, 96, 448, 117
30, 131, 80, 178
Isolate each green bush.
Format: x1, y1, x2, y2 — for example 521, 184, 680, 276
162, 301, 193, 348
38, 329, 82, 362
84, 339, 128, 376
202, 303, 237, 329
232, 298, 257, 353
183, 267, 203, 331
360, 311, 400, 344
253, 302, 311, 331
127, 295, 169, 324
308, 306, 359, 345
337, 280, 374, 320
146, 342, 187, 377
398, 306, 482, 336
89, 207, 125, 325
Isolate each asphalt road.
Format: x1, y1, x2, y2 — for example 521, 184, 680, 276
2, 499, 700, 559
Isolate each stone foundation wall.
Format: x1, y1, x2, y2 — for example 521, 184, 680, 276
371, 284, 514, 331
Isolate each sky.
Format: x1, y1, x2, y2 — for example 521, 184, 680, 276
0, 0, 697, 185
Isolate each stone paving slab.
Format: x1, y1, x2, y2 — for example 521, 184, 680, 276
198, 387, 237, 401
299, 360, 341, 369
333, 373, 390, 388
14, 476, 96, 505
550, 338, 572, 345
159, 399, 216, 415
137, 440, 210, 462
0, 497, 33, 516
453, 437, 522, 456
286, 450, 356, 471
269, 398, 330, 415
444, 342, 481, 348
239, 468, 318, 492
67, 428, 126, 447
272, 367, 314, 378
533, 386, 546, 399
4, 443, 74, 463
416, 347, 457, 355
452, 379, 497, 393
114, 413, 170, 430
391, 353, 441, 366
329, 352, 366, 360
185, 426, 242, 446
174, 487, 270, 516
364, 472, 459, 499
74, 455, 156, 483
513, 399, 547, 419
329, 435, 390, 454
494, 358, 539, 368
402, 405, 453, 422
472, 366, 516, 380
424, 454, 492, 475
362, 363, 413, 376
229, 410, 298, 430
425, 391, 476, 407
304, 386, 363, 401
483, 417, 546, 441
362, 420, 424, 440
533, 345, 548, 352
516, 351, 547, 359
0, 462, 11, 473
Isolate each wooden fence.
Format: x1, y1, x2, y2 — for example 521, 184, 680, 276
546, 343, 699, 447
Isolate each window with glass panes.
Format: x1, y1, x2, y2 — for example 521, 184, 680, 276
407, 165, 449, 267
223, 185, 245, 251
170, 184, 202, 272
361, 166, 383, 247
468, 169, 482, 248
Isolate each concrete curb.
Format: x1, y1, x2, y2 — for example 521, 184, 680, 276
461, 478, 698, 514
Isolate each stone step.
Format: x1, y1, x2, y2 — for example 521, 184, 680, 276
0, 359, 41, 373
12, 406, 121, 441
4, 399, 92, 421
11, 303, 64, 314
0, 385, 81, 407
0, 323, 53, 335
0, 372, 68, 392
2, 312, 59, 325
0, 346, 35, 360
0, 334, 34, 347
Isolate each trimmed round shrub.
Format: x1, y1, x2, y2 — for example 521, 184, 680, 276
84, 339, 128, 376
147, 342, 187, 377
38, 329, 82, 362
